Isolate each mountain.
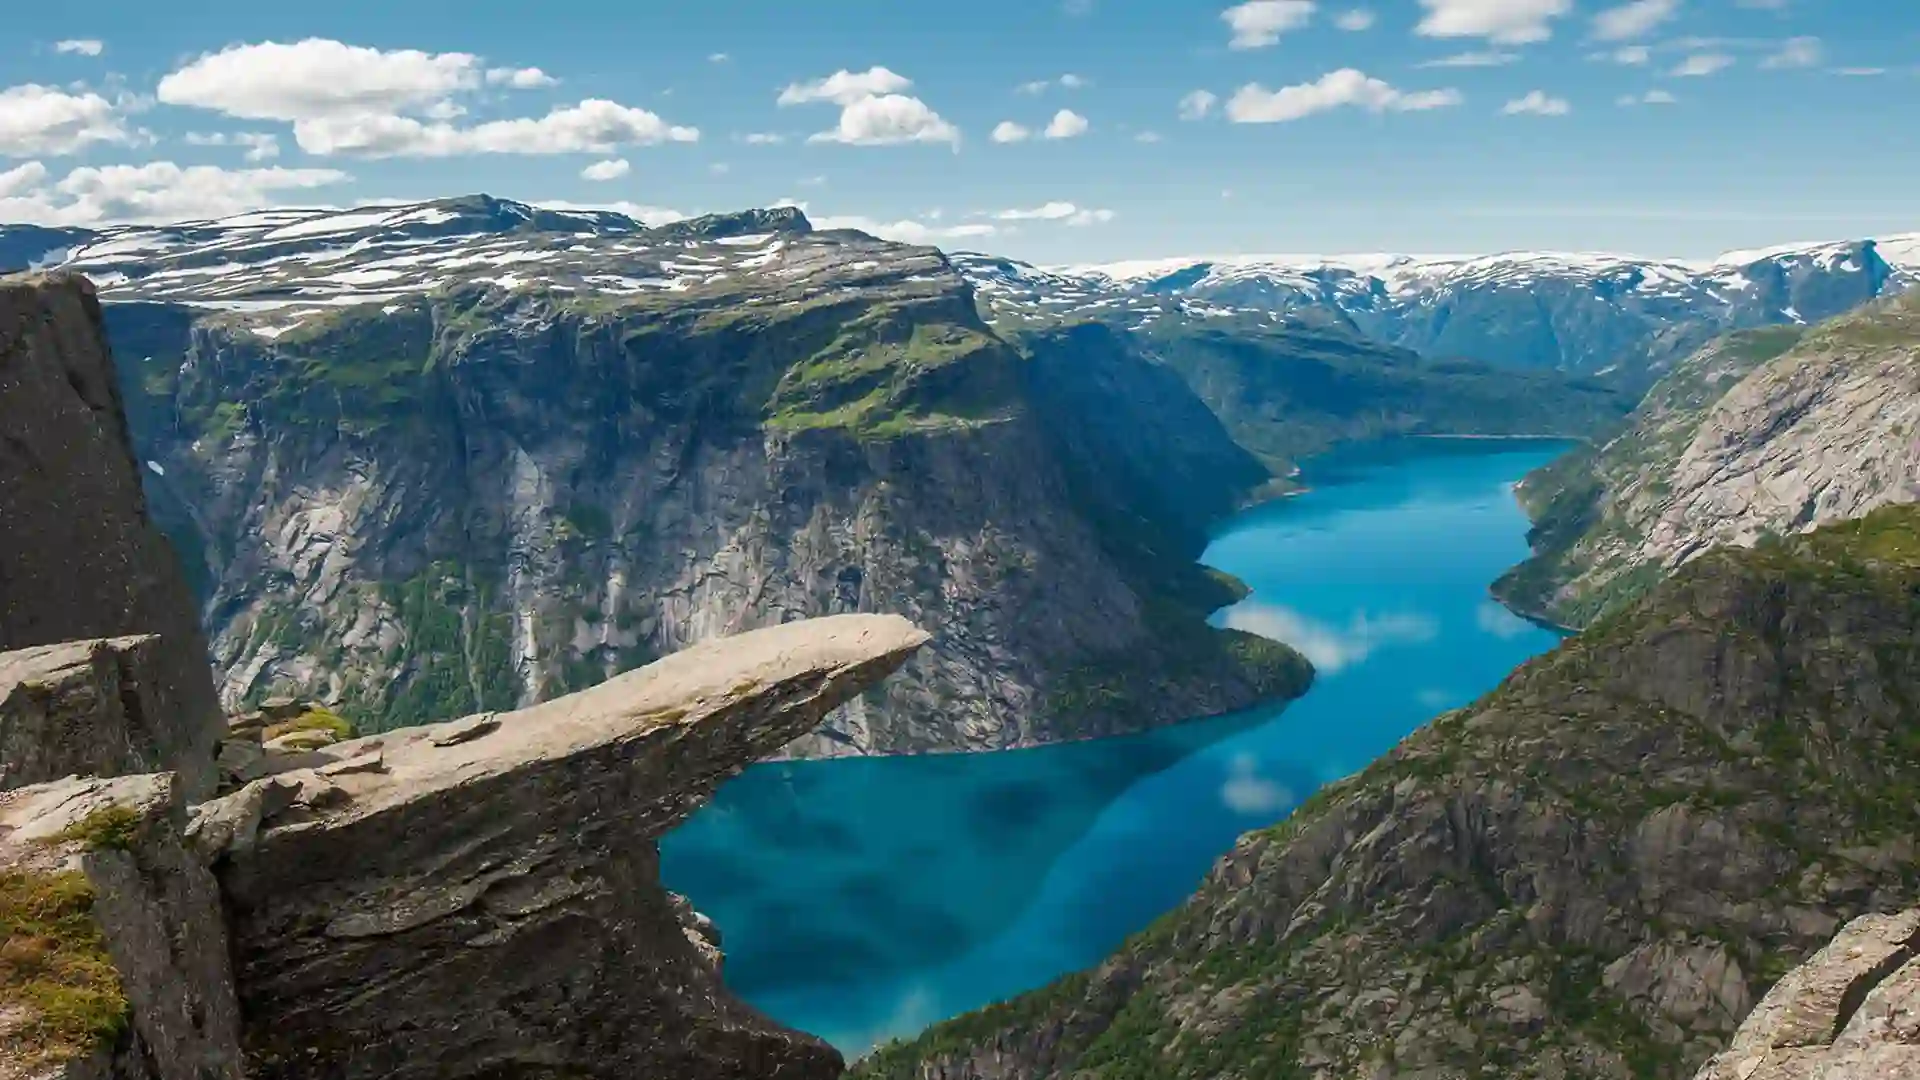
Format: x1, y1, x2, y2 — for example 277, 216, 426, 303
954, 234, 1918, 386
1496, 290, 1920, 628
853, 503, 1920, 1080
22, 196, 1315, 754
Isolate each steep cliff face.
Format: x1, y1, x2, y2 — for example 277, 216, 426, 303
1497, 292, 1920, 628
103, 203, 1307, 753
0, 274, 222, 798
854, 505, 1920, 1080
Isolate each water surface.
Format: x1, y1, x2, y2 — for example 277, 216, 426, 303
660, 437, 1572, 1052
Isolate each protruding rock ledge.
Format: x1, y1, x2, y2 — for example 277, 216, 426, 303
192, 612, 929, 1080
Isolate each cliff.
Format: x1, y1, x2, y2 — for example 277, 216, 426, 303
99, 199, 1308, 753
1496, 291, 1920, 628
5, 614, 929, 1080
853, 504, 1920, 1080
0, 274, 222, 798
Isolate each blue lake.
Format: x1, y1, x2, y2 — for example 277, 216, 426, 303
659, 437, 1573, 1054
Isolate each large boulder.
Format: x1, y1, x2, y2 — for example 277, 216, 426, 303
0, 274, 222, 798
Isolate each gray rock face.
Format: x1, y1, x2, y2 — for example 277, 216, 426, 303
1498, 292, 1920, 628
0, 772, 245, 1080
0, 274, 222, 798
1697, 910, 1920, 1080
0, 638, 197, 794
199, 613, 928, 1079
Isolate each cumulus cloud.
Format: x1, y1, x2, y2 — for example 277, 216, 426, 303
0, 84, 139, 157
1591, 0, 1679, 42
1602, 44, 1652, 63
157, 39, 688, 158
1220, 603, 1437, 672
183, 130, 280, 161
1416, 0, 1572, 44
1501, 89, 1571, 115
738, 132, 786, 144
804, 93, 959, 147
778, 67, 913, 106
580, 157, 629, 180
990, 201, 1118, 225
1226, 69, 1462, 122
782, 68, 959, 148
1043, 108, 1089, 138
1616, 88, 1678, 104
54, 39, 104, 57
1671, 52, 1733, 76
1018, 74, 1086, 94
484, 66, 557, 89
991, 120, 1031, 143
1336, 9, 1377, 30
1420, 50, 1520, 66
1179, 89, 1218, 120
811, 212, 997, 244
157, 39, 481, 120
1760, 36, 1821, 69
293, 99, 697, 157
0, 159, 348, 225
1222, 1, 1317, 49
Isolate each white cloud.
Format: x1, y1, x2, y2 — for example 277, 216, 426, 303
1220, 603, 1437, 672
580, 157, 630, 180
1591, 0, 1679, 42
778, 67, 912, 107
1066, 207, 1115, 226
1501, 89, 1571, 115
1059, 73, 1087, 89
1760, 36, 1821, 69
536, 198, 686, 224
0, 161, 49, 198
157, 39, 482, 121
708, 162, 729, 175
0, 84, 136, 157
1420, 50, 1519, 67
738, 132, 786, 144
805, 93, 959, 147
1179, 89, 1218, 120
990, 120, 1031, 143
1671, 52, 1733, 76
183, 130, 281, 161
1416, 0, 1572, 44
1043, 108, 1089, 139
1226, 69, 1462, 123
0, 159, 348, 225
708, 52, 730, 63
1617, 88, 1679, 104
1604, 44, 1652, 64
994, 200, 1079, 220
294, 99, 697, 157
54, 40, 104, 57
1018, 74, 1086, 94
811, 212, 997, 244
484, 66, 557, 89
1220, 753, 1294, 815
1335, 8, 1376, 30
1135, 130, 1163, 142
1223, 1, 1317, 49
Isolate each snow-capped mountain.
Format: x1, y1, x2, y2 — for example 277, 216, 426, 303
955, 236, 1918, 381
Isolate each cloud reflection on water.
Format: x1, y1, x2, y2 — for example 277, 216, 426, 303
1220, 602, 1439, 672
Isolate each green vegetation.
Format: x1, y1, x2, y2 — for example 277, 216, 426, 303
372, 562, 520, 731
50, 807, 140, 853
0, 870, 128, 1067
263, 705, 356, 743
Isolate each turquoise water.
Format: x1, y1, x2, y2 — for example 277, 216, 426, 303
659, 437, 1573, 1054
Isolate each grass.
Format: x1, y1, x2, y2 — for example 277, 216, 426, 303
0, 870, 128, 1068
49, 808, 141, 853
262, 706, 356, 743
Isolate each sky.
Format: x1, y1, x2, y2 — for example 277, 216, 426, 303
2, 0, 1916, 265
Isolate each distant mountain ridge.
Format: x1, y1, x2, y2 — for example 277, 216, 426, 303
955, 234, 1917, 383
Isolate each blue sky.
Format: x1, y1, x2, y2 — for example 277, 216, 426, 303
3, 0, 1916, 264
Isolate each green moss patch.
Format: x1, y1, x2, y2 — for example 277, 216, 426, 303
50, 807, 141, 853
262, 706, 356, 743
0, 870, 128, 1067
